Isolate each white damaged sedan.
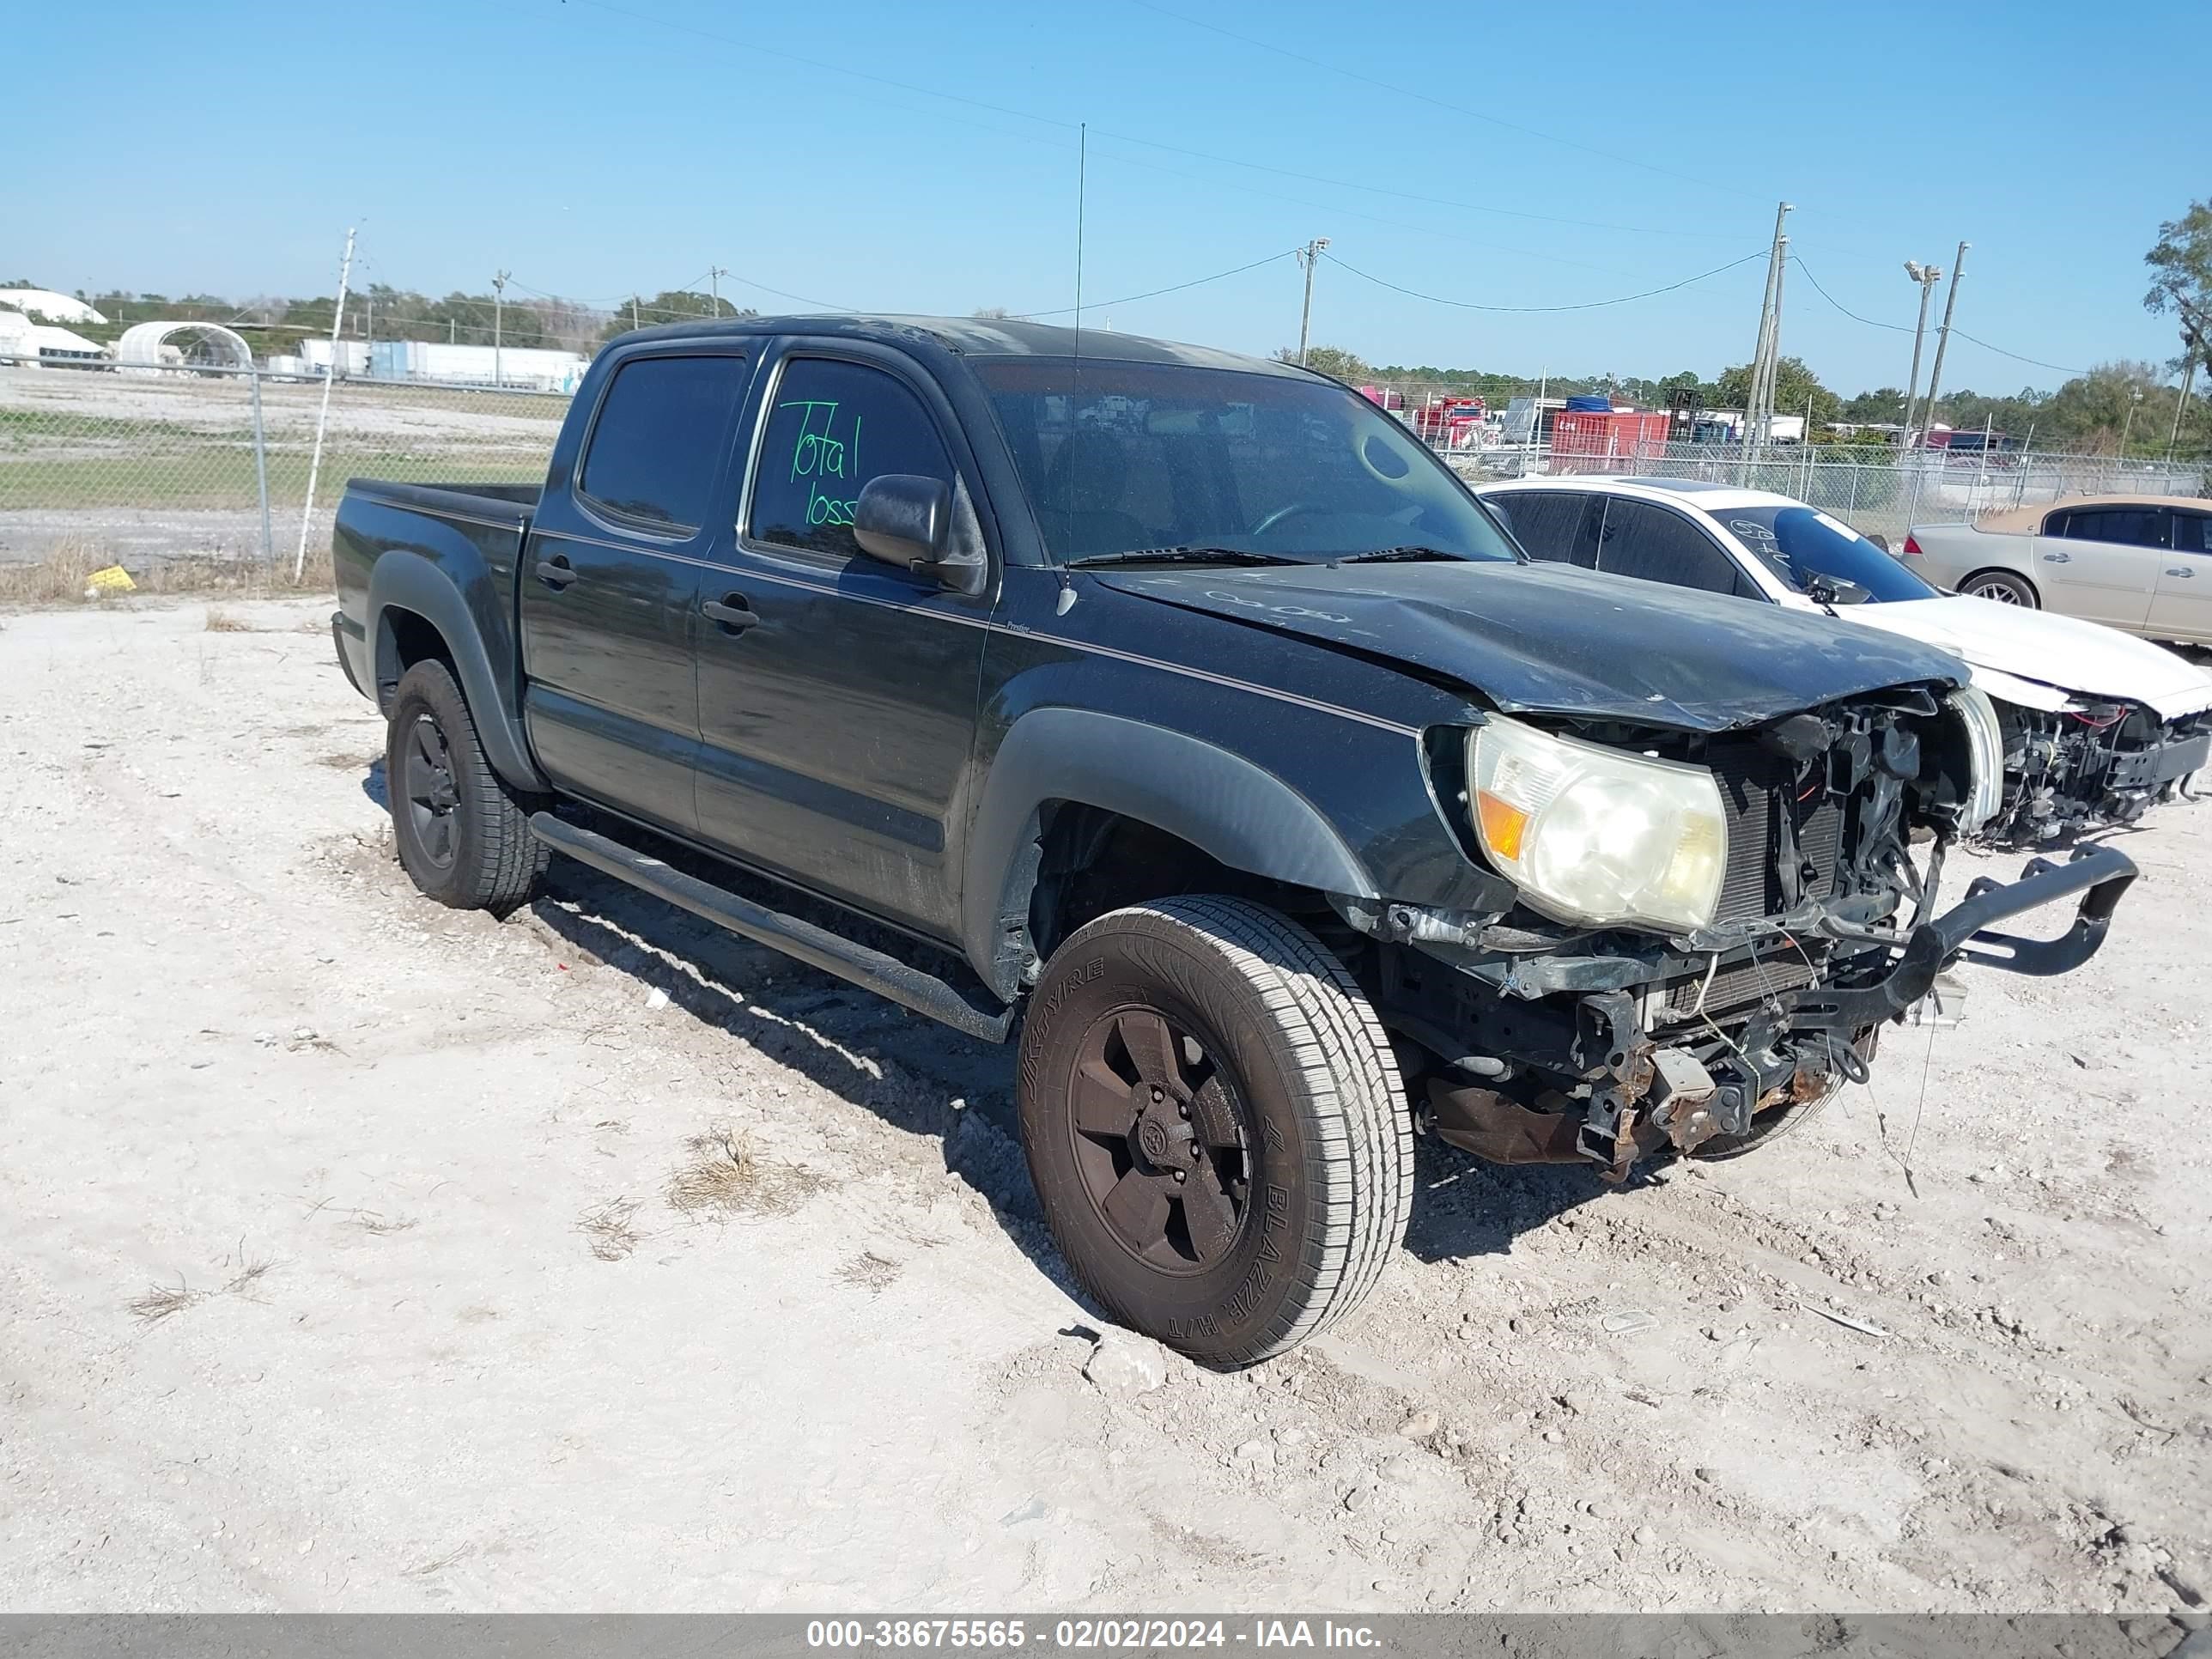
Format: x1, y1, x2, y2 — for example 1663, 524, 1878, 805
1475, 476, 2212, 843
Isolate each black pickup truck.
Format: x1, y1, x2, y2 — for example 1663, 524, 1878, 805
331, 315, 2134, 1364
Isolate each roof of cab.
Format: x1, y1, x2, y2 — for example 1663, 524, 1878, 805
610, 313, 1320, 376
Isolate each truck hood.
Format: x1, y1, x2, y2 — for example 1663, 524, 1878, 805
1840, 596, 2212, 720
1094, 561, 1966, 733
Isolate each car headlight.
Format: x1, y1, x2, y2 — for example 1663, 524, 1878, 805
1948, 686, 2004, 833
1468, 716, 1728, 933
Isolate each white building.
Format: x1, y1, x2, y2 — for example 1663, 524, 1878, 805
368, 338, 588, 392
0, 287, 109, 325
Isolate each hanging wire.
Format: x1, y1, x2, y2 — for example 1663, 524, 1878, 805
1321, 248, 1767, 313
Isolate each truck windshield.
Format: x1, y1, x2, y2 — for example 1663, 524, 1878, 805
1720, 504, 1941, 604
973, 358, 1520, 565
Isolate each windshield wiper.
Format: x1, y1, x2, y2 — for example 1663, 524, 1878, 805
1064, 545, 1299, 569
1329, 544, 1463, 566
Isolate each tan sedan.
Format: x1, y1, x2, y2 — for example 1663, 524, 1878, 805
1903, 495, 2212, 644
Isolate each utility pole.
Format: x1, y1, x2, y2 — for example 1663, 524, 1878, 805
1900, 259, 1943, 445
1739, 201, 1790, 480
295, 226, 356, 583
492, 270, 510, 388
708, 265, 728, 318
2119, 387, 2144, 458
1918, 241, 1969, 442
2169, 361, 2197, 463
1295, 238, 1330, 368
630, 295, 641, 332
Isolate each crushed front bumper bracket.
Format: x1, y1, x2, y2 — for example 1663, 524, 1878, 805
1790, 842, 2136, 1031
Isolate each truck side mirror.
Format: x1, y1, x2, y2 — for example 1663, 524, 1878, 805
855, 474, 951, 570
854, 473, 987, 595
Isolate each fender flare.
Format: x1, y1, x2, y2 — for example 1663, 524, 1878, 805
960, 707, 1376, 995
367, 550, 546, 791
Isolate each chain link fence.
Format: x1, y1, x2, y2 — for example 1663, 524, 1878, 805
1443, 437, 2208, 544
5, 351, 2206, 585
0, 354, 568, 580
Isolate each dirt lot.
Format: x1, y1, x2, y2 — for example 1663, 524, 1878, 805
2, 598, 2207, 1614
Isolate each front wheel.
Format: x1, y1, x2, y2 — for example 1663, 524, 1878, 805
1960, 568, 2038, 607
1016, 896, 1412, 1366
385, 659, 546, 915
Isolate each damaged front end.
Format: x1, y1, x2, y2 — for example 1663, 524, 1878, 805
1343, 689, 2136, 1182
1986, 699, 2212, 846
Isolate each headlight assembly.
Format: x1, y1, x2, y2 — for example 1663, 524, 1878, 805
1468, 716, 1728, 933
1947, 686, 2005, 834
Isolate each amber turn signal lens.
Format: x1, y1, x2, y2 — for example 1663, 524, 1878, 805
1475, 789, 1528, 862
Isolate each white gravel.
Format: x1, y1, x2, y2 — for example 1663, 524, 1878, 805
1, 598, 2206, 1613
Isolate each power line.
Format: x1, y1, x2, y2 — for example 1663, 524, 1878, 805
1016, 248, 1299, 319
1321, 248, 1767, 313
555, 0, 1718, 245
1791, 258, 1917, 334
1949, 330, 2087, 378
1121, 0, 1769, 204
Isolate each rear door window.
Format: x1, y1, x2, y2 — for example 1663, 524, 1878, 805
1495, 492, 1595, 566
748, 356, 957, 561
2168, 511, 2212, 556
577, 355, 748, 534
2059, 507, 2167, 549
1596, 498, 1753, 596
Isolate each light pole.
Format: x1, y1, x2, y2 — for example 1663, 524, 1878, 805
2119, 386, 2144, 458
492, 270, 510, 388
708, 265, 728, 317
1900, 260, 1942, 445
1919, 241, 1970, 441
1296, 237, 1330, 368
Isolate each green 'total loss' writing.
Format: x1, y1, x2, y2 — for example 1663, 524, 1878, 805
781, 399, 863, 529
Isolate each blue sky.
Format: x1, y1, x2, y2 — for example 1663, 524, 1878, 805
8, 0, 2199, 393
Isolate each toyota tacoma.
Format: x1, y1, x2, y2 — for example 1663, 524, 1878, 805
330, 316, 2135, 1364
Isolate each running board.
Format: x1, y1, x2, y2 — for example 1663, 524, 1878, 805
528, 812, 1016, 1043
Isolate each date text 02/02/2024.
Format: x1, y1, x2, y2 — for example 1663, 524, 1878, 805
802, 1620, 1382, 1649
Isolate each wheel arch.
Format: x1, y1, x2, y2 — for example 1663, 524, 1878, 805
960, 707, 1376, 1000
367, 550, 547, 791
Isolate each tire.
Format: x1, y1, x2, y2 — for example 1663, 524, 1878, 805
1016, 896, 1412, 1366
1960, 568, 2038, 607
385, 659, 546, 915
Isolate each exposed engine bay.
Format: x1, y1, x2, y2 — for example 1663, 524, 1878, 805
1988, 699, 2211, 847
1343, 689, 2129, 1182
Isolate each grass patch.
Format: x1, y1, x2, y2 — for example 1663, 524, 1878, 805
127, 1258, 274, 1323
0, 536, 333, 608
666, 1121, 819, 1218
204, 607, 251, 632
578, 1197, 643, 1261
836, 1251, 902, 1295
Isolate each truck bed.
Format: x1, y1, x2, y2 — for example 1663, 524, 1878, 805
343, 478, 540, 520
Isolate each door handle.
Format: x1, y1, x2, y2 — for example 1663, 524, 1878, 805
2040, 550, 2071, 563
702, 593, 760, 633
534, 556, 580, 587
2166, 567, 2195, 579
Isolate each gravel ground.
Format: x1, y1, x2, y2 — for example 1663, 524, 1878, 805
1, 599, 2207, 1614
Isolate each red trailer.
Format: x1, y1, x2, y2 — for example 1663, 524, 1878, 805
1547, 410, 1669, 475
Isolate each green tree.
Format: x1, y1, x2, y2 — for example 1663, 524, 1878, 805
1713, 356, 1841, 425
599, 289, 756, 345
1273, 344, 1370, 382
2145, 200, 2212, 378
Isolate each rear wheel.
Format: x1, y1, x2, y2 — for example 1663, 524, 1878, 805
1016, 896, 1412, 1366
1960, 568, 2038, 607
386, 659, 546, 915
